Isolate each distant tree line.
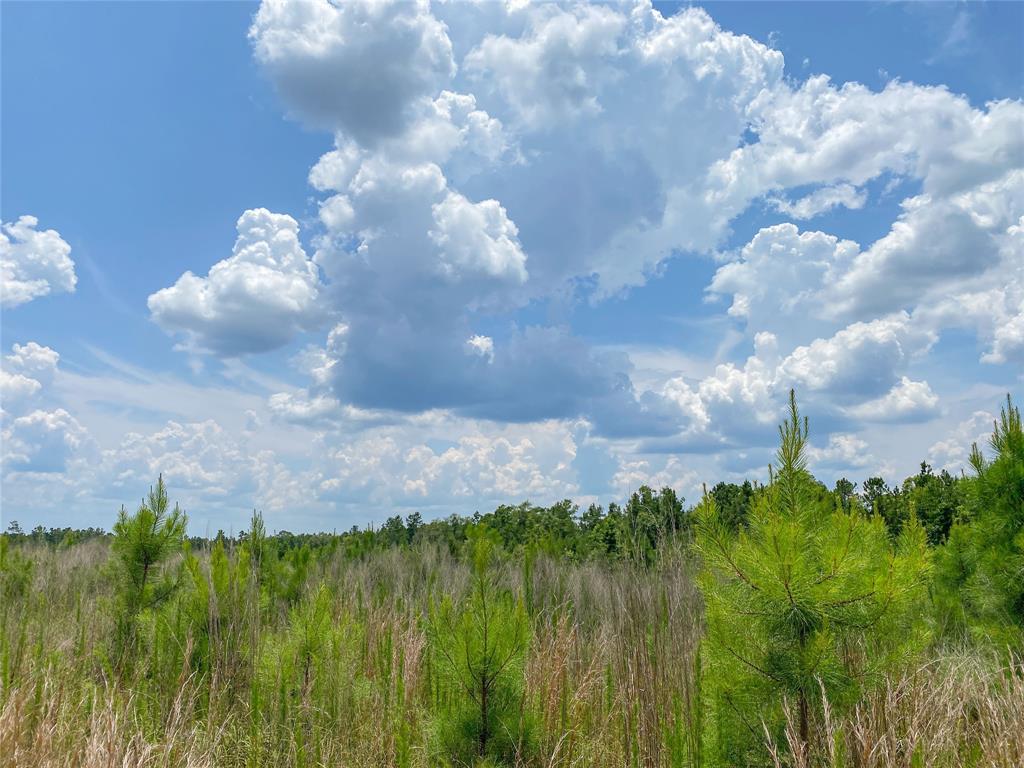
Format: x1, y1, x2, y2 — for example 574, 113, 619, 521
3, 458, 971, 561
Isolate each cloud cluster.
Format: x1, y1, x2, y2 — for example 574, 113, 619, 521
1, 342, 93, 477
639, 312, 939, 456
0, 338, 595, 529
237, 2, 798, 431
233, 1, 1024, 492
1, 342, 60, 406
18, 1, 1020, 525
1, 216, 76, 308
708, 83, 1023, 365
316, 418, 579, 509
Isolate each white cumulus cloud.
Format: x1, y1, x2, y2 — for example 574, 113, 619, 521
430, 192, 528, 283
844, 377, 941, 423
148, 209, 325, 356
1, 216, 76, 308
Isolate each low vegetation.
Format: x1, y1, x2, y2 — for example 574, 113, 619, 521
1, 393, 1021, 767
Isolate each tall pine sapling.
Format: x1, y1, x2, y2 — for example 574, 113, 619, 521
110, 474, 187, 665
696, 391, 929, 764
428, 527, 533, 764
937, 395, 1024, 648
971, 395, 1024, 642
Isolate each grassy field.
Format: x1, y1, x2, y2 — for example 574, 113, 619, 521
1, 537, 1022, 767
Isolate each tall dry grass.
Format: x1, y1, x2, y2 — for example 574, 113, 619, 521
765, 653, 1024, 768
1, 539, 1021, 767
0, 540, 704, 767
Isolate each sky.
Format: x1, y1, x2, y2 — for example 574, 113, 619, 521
2, 0, 1022, 535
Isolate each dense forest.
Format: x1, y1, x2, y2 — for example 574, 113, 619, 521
1, 393, 1021, 767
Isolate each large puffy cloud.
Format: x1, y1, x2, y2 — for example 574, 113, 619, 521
708, 223, 859, 344
843, 377, 941, 423
831, 171, 1023, 320
252, 1, 1019, 439
704, 79, 1022, 375
247, 1, 790, 428
148, 209, 325, 356
914, 213, 1024, 366
0, 216, 76, 308
708, 77, 1024, 218
639, 313, 941, 454
778, 314, 936, 401
0, 370, 41, 405
249, 0, 455, 142
284, 0, 788, 289
5, 342, 60, 381
459, 2, 786, 295
462, 3, 627, 129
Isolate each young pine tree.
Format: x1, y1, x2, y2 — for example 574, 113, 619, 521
970, 395, 1024, 644
937, 395, 1024, 648
696, 391, 929, 764
110, 475, 187, 665
428, 527, 533, 765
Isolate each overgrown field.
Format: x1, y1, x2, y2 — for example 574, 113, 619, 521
1, 394, 1022, 767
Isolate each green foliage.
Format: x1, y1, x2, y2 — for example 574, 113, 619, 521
696, 391, 930, 765
904, 462, 969, 545
0, 536, 35, 695
428, 527, 534, 765
109, 474, 187, 665
0, 536, 34, 603
936, 395, 1024, 649
708, 480, 756, 533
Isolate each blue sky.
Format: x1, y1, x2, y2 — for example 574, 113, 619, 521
2, 0, 1021, 534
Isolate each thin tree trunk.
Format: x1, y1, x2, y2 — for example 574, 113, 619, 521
480, 678, 489, 757
799, 688, 809, 750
